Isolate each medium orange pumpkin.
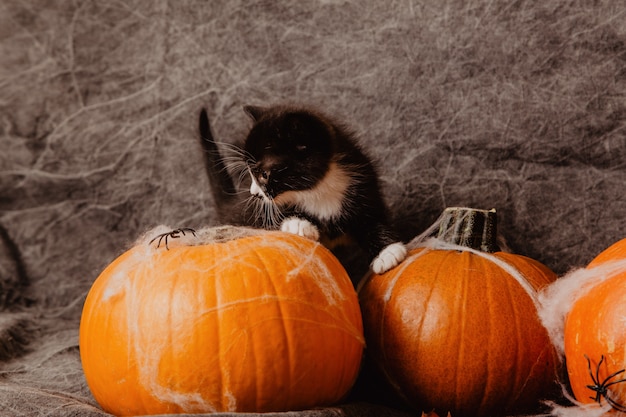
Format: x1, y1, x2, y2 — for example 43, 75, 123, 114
79, 227, 364, 416
564, 238, 626, 413
359, 208, 559, 417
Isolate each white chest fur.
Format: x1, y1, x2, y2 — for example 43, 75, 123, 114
275, 162, 351, 221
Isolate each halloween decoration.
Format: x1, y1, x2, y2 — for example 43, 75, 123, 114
564, 238, 626, 413
79, 226, 364, 416
359, 207, 558, 417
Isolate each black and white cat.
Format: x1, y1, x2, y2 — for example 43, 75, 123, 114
198, 105, 406, 274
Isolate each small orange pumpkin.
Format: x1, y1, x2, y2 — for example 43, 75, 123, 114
359, 208, 559, 417
79, 226, 364, 416
564, 238, 626, 413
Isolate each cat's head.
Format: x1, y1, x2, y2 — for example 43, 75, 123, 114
243, 105, 334, 200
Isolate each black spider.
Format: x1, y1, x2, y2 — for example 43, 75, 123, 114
585, 354, 626, 412
149, 228, 197, 250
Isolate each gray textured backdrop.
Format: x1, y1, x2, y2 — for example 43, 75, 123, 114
1, 0, 625, 416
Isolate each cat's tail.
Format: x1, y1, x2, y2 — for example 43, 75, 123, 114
199, 108, 238, 205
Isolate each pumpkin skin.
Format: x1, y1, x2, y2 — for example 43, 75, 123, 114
564, 238, 626, 411
79, 230, 364, 416
359, 246, 559, 417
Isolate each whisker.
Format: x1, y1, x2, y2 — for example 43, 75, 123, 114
261, 202, 273, 229
271, 202, 284, 228
236, 169, 250, 188
220, 155, 247, 163
215, 161, 241, 176
266, 202, 274, 229
222, 160, 248, 174
245, 196, 264, 228
228, 189, 250, 198
213, 159, 250, 191
240, 189, 283, 230
218, 141, 256, 161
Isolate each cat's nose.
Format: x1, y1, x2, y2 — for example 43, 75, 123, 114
250, 180, 264, 197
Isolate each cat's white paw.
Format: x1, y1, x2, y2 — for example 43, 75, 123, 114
281, 217, 320, 241
372, 242, 407, 274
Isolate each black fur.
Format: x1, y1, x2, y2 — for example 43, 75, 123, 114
198, 105, 401, 262
199, 109, 239, 223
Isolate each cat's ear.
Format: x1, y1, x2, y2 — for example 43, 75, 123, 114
243, 105, 266, 121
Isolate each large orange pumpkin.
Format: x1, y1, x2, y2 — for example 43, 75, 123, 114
564, 238, 626, 413
359, 208, 559, 417
79, 226, 364, 416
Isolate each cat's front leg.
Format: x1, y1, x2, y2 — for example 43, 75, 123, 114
360, 223, 408, 274
280, 216, 320, 241
371, 242, 407, 274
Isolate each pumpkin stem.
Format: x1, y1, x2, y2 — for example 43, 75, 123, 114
437, 207, 499, 253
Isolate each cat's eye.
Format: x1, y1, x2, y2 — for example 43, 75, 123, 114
261, 171, 269, 180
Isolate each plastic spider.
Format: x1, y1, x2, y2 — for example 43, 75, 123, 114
149, 228, 196, 250
585, 354, 626, 412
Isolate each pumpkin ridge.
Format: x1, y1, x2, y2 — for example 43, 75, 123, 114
211, 245, 227, 412
251, 246, 292, 410
503, 261, 523, 409
454, 251, 471, 413
219, 321, 246, 411
250, 248, 273, 411
413, 250, 444, 362
478, 261, 496, 415
376, 282, 405, 399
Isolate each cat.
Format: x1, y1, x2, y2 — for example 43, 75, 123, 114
198, 105, 407, 274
